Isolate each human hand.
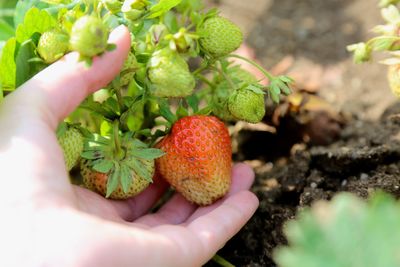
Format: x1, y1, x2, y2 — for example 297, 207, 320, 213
0, 26, 259, 267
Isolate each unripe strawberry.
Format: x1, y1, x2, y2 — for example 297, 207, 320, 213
199, 16, 243, 58
57, 127, 84, 171
37, 29, 69, 64
119, 52, 138, 87
212, 67, 257, 121
69, 16, 109, 57
148, 49, 195, 97
228, 87, 266, 123
81, 158, 154, 199
388, 64, 400, 98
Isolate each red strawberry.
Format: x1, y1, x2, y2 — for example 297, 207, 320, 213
156, 115, 232, 205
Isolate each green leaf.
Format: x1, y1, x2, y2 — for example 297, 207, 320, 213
0, 37, 16, 91
15, 7, 57, 43
176, 101, 189, 118
15, 39, 39, 88
127, 159, 153, 183
106, 162, 120, 197
120, 164, 132, 194
130, 148, 165, 160
14, 0, 51, 27
186, 94, 199, 113
158, 99, 177, 124
81, 150, 104, 160
148, 0, 182, 18
93, 159, 114, 173
0, 19, 14, 41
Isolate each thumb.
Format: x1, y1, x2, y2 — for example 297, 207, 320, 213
5, 25, 131, 129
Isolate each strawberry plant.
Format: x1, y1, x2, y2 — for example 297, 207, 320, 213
0, 0, 293, 204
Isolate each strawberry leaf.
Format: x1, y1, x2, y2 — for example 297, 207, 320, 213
93, 159, 114, 173
131, 148, 165, 160
15, 7, 57, 43
127, 159, 153, 183
106, 162, 120, 197
148, 0, 182, 19
120, 164, 132, 194
0, 37, 16, 91
81, 150, 104, 160
186, 94, 199, 113
159, 99, 178, 124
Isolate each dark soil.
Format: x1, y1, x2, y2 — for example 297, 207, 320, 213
204, 0, 400, 266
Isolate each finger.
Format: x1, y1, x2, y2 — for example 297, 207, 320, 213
150, 191, 259, 267
110, 177, 170, 221
6, 25, 131, 130
134, 193, 197, 226
185, 163, 255, 223
187, 191, 259, 265
133, 163, 255, 227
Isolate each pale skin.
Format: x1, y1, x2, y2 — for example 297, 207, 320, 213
0, 26, 259, 267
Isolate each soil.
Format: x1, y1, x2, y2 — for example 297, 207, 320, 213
203, 0, 400, 266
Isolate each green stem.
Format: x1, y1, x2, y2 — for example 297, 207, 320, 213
226, 54, 274, 80
113, 120, 124, 159
112, 79, 126, 113
193, 59, 215, 75
212, 254, 235, 267
216, 61, 236, 90
196, 73, 214, 88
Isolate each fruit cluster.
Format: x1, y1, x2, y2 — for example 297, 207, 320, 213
348, 1, 400, 98
0, 0, 293, 205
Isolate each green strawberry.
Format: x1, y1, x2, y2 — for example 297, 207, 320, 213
199, 16, 243, 58
147, 49, 195, 97
69, 16, 109, 57
37, 29, 69, 64
212, 67, 257, 121
57, 126, 84, 171
119, 52, 138, 87
228, 86, 266, 123
80, 132, 164, 199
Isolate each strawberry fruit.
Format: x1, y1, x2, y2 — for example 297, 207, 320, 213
69, 15, 109, 57
156, 115, 232, 205
147, 49, 195, 97
199, 16, 243, 58
81, 132, 164, 199
57, 125, 84, 171
37, 29, 69, 64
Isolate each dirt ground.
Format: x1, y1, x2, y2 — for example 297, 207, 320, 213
203, 0, 400, 266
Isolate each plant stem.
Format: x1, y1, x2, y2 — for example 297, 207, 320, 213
217, 61, 236, 90
226, 54, 274, 80
113, 79, 126, 113
113, 120, 124, 159
212, 254, 235, 267
196, 73, 214, 87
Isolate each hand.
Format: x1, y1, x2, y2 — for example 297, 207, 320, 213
0, 26, 258, 267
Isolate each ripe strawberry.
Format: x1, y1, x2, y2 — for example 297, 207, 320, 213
228, 86, 266, 123
80, 133, 164, 199
156, 115, 232, 205
37, 29, 69, 64
388, 64, 400, 98
198, 16, 243, 58
147, 49, 195, 97
69, 15, 109, 57
57, 126, 84, 171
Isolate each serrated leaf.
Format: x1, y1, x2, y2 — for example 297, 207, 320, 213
120, 164, 132, 194
106, 162, 120, 197
93, 159, 114, 173
127, 159, 153, 182
148, 0, 182, 18
0, 37, 16, 91
14, 0, 50, 27
130, 148, 165, 160
15, 7, 57, 43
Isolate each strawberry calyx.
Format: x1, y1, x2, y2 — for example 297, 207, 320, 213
81, 130, 164, 197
